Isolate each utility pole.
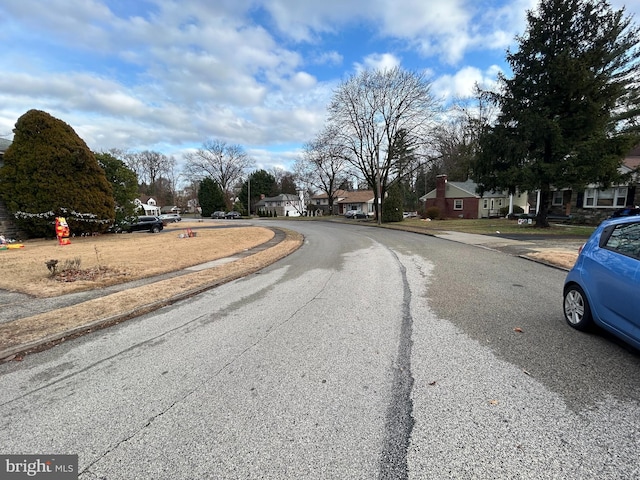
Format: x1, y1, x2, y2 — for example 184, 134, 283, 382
376, 144, 382, 226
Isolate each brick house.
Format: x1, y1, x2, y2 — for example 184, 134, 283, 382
535, 147, 640, 223
420, 175, 529, 219
310, 190, 348, 215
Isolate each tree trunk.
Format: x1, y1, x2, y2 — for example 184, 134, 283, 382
535, 189, 550, 228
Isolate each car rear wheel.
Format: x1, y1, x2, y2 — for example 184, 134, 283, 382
563, 285, 592, 331
152, 226, 161, 233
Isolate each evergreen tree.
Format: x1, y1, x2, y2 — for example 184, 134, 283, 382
279, 173, 298, 194
0, 109, 115, 238
95, 152, 139, 225
474, 0, 640, 227
382, 182, 404, 222
198, 177, 225, 217
239, 170, 278, 214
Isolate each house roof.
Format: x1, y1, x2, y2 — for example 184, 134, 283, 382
137, 195, 156, 204
255, 193, 302, 206
260, 193, 301, 202
337, 190, 374, 204
421, 179, 509, 201
623, 157, 640, 170
312, 189, 348, 200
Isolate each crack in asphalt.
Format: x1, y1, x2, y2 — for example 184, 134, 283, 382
379, 251, 415, 480
81, 270, 337, 477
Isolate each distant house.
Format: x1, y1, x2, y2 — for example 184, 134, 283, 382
420, 175, 529, 219
255, 193, 306, 217
310, 190, 348, 215
160, 205, 180, 214
135, 196, 161, 216
535, 147, 640, 223
336, 190, 376, 216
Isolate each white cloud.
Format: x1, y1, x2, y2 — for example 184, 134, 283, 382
0, 0, 571, 173
431, 65, 502, 102
355, 53, 401, 72
313, 51, 343, 67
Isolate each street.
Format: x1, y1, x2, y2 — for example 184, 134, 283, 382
1, 220, 639, 479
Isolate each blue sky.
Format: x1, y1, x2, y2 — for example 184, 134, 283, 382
1, 0, 639, 174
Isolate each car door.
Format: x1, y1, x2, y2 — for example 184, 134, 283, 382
587, 220, 640, 336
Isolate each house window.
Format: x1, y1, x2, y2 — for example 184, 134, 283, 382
584, 187, 627, 208
483, 199, 488, 210
552, 191, 563, 206
454, 199, 463, 210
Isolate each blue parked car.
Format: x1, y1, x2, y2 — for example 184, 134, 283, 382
563, 215, 640, 350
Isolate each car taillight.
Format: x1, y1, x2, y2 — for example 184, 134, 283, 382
578, 243, 585, 255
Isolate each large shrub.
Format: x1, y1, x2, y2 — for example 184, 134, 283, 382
0, 110, 115, 238
198, 177, 225, 217
425, 206, 440, 220
95, 152, 139, 227
382, 183, 404, 222
500, 205, 524, 217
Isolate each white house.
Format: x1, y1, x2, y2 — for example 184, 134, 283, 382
336, 190, 376, 216
256, 193, 306, 217
135, 196, 161, 216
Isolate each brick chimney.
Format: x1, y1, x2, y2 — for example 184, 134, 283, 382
435, 174, 447, 213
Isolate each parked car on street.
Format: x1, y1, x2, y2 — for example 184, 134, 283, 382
211, 211, 226, 219
345, 210, 367, 219
158, 213, 181, 223
563, 215, 640, 350
123, 216, 164, 233
225, 211, 241, 219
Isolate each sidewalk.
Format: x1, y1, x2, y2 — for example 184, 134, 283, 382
428, 230, 583, 271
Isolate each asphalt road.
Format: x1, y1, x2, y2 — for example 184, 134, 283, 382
1, 220, 638, 479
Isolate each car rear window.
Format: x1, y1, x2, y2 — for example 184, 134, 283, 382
603, 222, 640, 260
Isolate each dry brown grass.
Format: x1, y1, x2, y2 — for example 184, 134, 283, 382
1, 221, 274, 297
0, 227, 303, 354
0, 222, 304, 356
525, 249, 578, 270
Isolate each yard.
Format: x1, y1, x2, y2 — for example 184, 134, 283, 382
0, 222, 276, 297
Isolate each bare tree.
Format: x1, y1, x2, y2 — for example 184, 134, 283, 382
327, 66, 440, 223
110, 148, 175, 200
135, 151, 172, 189
429, 91, 497, 189
183, 139, 255, 210
294, 125, 348, 214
